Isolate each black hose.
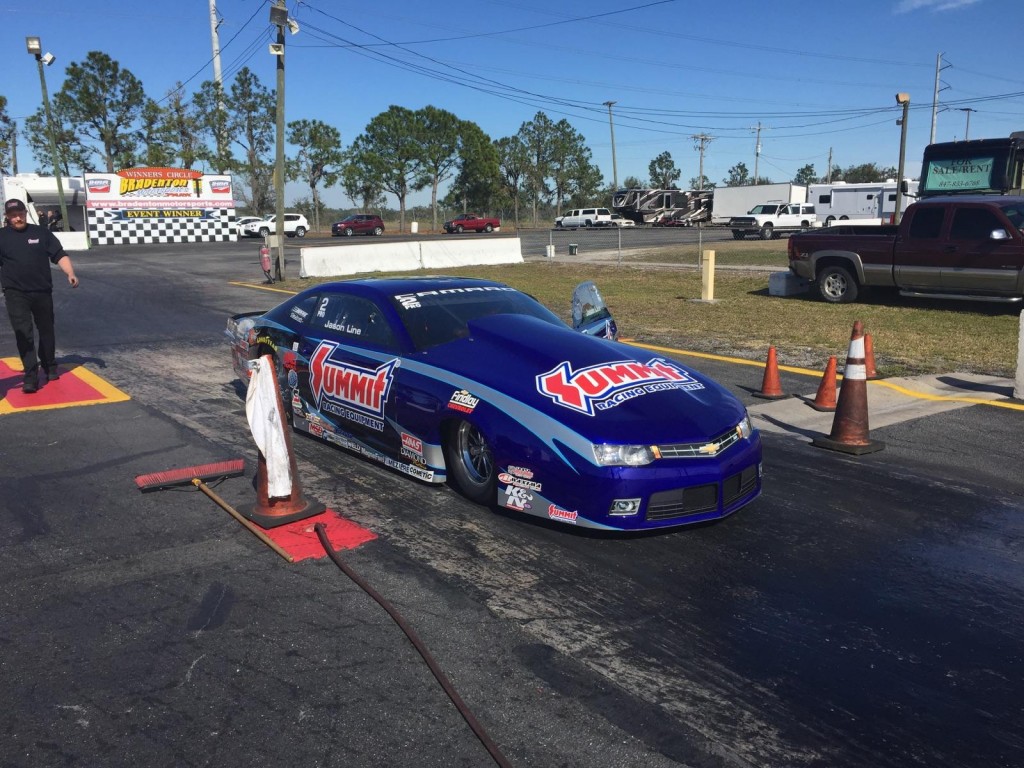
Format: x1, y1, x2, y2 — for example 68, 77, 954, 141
314, 523, 513, 768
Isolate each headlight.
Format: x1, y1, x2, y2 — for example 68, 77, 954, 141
737, 412, 753, 439
593, 444, 656, 467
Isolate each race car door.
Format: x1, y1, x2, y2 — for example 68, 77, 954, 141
300, 293, 403, 453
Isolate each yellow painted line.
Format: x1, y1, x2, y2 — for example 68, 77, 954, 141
227, 281, 297, 295
0, 358, 131, 415
626, 340, 825, 377
625, 341, 1024, 412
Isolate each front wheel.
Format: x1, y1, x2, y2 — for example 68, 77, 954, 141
455, 224, 464, 233
259, 227, 270, 238
344, 228, 354, 237
759, 223, 775, 240
443, 420, 496, 505
816, 265, 859, 304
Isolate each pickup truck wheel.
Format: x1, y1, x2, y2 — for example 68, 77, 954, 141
817, 265, 859, 304
731, 230, 745, 240
484, 223, 493, 233
759, 223, 775, 240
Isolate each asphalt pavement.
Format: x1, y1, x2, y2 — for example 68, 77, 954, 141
2, 239, 1023, 768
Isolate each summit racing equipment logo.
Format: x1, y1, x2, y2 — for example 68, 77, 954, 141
309, 341, 397, 432
536, 357, 704, 415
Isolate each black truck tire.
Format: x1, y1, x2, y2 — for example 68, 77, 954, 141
816, 265, 859, 303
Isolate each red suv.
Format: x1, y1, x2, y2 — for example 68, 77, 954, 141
331, 214, 385, 237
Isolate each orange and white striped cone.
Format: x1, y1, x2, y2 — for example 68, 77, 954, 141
752, 346, 788, 400
812, 321, 885, 455
808, 355, 837, 412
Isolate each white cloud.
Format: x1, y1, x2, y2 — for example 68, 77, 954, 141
895, 0, 982, 12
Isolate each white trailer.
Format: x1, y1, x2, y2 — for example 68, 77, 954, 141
808, 180, 919, 224
0, 173, 90, 250
709, 183, 806, 225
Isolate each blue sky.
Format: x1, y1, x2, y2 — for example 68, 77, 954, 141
2, 0, 1021, 209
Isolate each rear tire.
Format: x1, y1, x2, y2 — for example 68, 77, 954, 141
484, 223, 493, 233
294, 227, 306, 238
372, 226, 383, 236
443, 420, 496, 505
816, 265, 859, 304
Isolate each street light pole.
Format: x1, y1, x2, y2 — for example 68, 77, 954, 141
603, 101, 618, 191
894, 93, 910, 226
270, 2, 288, 281
25, 36, 68, 233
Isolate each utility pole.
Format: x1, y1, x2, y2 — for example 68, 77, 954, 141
930, 52, 951, 144
895, 93, 910, 225
752, 122, 762, 184
826, 147, 833, 183
271, 1, 287, 281
208, 0, 226, 164
692, 134, 713, 191
603, 101, 618, 191
11, 122, 17, 174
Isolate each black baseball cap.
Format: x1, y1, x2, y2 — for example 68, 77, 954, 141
4, 198, 27, 214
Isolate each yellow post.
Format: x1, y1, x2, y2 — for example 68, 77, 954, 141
701, 249, 716, 301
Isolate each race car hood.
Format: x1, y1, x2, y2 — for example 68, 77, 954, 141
423, 314, 747, 444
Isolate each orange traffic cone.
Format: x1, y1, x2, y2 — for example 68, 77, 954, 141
812, 321, 885, 455
752, 346, 788, 400
243, 355, 325, 528
808, 355, 837, 412
864, 333, 879, 380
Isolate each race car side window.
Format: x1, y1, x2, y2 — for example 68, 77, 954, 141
309, 295, 397, 350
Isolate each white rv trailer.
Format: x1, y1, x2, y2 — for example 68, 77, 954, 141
709, 183, 807, 225
808, 180, 919, 224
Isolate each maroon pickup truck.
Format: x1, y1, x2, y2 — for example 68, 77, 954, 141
443, 213, 500, 234
787, 195, 1024, 303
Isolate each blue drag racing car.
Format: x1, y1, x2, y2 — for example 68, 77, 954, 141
227, 276, 762, 531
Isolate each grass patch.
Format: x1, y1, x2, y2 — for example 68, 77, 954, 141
270, 241, 1021, 377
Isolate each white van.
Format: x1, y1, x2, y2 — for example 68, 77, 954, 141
556, 207, 613, 228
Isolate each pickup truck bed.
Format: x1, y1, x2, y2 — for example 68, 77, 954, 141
788, 195, 1024, 303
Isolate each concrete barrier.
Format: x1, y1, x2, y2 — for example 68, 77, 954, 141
1016, 309, 1024, 400
299, 237, 523, 278
53, 231, 90, 252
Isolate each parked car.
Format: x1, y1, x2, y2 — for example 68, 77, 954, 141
235, 216, 262, 235
609, 214, 636, 227
241, 213, 309, 238
556, 208, 614, 228
443, 213, 500, 233
226, 277, 762, 531
332, 214, 385, 237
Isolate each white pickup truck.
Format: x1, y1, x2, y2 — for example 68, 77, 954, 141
728, 202, 819, 240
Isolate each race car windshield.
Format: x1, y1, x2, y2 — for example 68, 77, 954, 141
393, 289, 564, 351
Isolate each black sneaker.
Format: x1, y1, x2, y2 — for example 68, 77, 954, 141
22, 377, 38, 393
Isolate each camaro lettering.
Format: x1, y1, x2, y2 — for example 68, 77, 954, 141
309, 341, 396, 424
536, 358, 703, 415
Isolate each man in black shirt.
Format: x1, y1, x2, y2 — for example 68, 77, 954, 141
0, 198, 79, 393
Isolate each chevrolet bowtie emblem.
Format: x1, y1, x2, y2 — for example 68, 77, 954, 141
698, 442, 720, 455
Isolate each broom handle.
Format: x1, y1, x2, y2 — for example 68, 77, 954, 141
192, 478, 294, 563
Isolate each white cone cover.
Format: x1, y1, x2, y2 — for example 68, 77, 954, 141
245, 355, 292, 498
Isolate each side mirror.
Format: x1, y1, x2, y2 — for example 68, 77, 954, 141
990, 228, 1010, 241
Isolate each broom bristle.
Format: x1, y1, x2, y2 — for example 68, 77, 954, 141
135, 458, 245, 491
